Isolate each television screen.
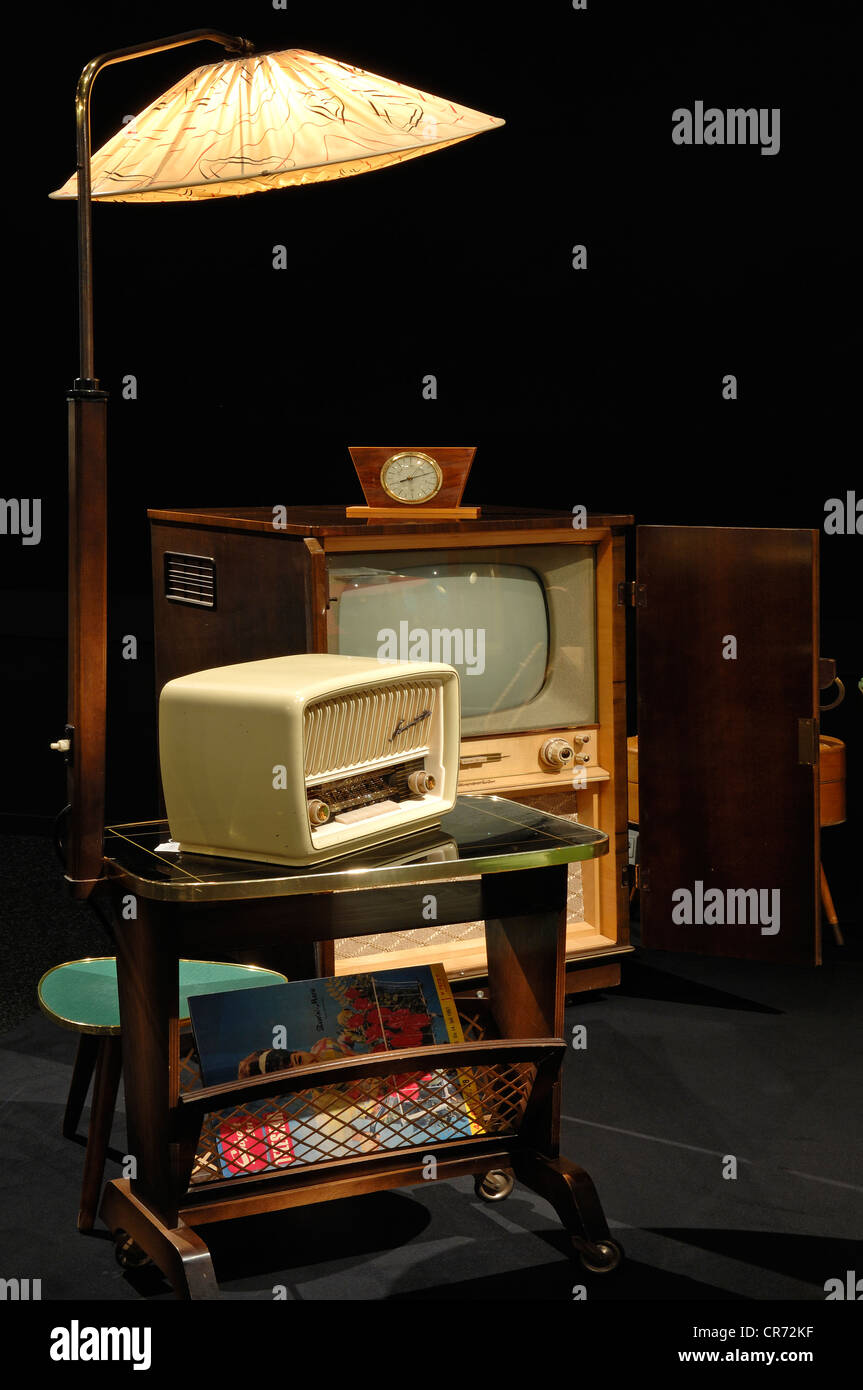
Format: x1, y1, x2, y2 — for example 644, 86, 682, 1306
330, 563, 549, 718
327, 543, 596, 734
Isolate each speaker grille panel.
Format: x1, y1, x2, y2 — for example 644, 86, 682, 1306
304, 679, 438, 781
164, 552, 216, 608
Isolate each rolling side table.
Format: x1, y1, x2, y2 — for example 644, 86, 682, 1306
97, 795, 619, 1297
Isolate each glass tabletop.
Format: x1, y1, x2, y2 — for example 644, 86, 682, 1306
103, 795, 608, 902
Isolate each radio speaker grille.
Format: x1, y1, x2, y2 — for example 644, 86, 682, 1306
304, 679, 439, 780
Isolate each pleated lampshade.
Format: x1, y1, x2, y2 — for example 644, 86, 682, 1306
50, 48, 504, 202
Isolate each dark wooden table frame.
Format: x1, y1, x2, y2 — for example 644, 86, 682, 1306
98, 813, 617, 1298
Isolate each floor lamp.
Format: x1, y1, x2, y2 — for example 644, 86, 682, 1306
49, 28, 503, 897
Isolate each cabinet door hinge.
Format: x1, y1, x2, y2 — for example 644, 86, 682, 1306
618, 581, 645, 607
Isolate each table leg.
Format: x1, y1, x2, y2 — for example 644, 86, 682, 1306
513, 1151, 614, 1261
483, 864, 568, 1157
113, 896, 181, 1226
482, 865, 618, 1267
101, 1180, 218, 1300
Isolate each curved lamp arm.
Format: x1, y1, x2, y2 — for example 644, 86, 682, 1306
74, 29, 254, 388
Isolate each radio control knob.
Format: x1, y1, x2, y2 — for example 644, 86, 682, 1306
408, 770, 436, 795
540, 738, 575, 771
308, 799, 331, 826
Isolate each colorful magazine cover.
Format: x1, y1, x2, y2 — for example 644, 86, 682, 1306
187, 965, 484, 1176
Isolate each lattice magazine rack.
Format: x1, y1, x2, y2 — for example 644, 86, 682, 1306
179, 1001, 548, 1187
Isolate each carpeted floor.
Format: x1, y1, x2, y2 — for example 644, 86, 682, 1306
1, 836, 860, 1300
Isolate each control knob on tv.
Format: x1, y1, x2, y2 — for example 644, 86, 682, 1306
540, 737, 576, 770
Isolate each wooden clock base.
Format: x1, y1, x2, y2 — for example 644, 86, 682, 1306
345, 504, 481, 520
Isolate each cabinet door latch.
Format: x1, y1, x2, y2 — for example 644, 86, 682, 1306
797, 718, 819, 766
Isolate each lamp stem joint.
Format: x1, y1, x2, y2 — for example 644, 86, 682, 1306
70, 379, 107, 398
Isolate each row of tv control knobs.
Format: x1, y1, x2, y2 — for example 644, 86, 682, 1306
539, 736, 590, 771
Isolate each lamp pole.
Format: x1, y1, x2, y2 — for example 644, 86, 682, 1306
59, 30, 254, 896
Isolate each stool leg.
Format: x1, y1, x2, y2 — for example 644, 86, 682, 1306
820, 864, 844, 947
63, 1034, 100, 1139
78, 1037, 122, 1233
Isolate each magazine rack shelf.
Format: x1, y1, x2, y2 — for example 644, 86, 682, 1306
98, 795, 619, 1298
179, 1038, 561, 1194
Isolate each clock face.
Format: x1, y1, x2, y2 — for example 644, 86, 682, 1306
380, 450, 443, 504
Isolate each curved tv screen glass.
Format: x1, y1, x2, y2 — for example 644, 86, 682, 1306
331, 563, 548, 717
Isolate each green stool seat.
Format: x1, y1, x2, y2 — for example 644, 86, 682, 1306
39, 956, 287, 1232
38, 957, 286, 1035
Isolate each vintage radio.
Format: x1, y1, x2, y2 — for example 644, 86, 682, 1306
159, 654, 461, 865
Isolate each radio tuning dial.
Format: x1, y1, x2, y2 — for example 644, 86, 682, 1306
308, 799, 331, 826
407, 770, 436, 795
539, 737, 575, 771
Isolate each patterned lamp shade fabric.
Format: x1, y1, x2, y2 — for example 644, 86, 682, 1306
50, 48, 504, 202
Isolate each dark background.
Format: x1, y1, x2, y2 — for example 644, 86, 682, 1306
4, 0, 859, 917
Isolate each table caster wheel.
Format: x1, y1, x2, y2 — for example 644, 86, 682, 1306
578, 1238, 623, 1273
114, 1231, 152, 1270
474, 1169, 515, 1202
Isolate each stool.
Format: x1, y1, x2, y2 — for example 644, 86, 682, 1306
38, 957, 287, 1231
626, 735, 846, 944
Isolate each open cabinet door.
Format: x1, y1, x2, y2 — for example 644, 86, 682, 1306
637, 526, 820, 963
